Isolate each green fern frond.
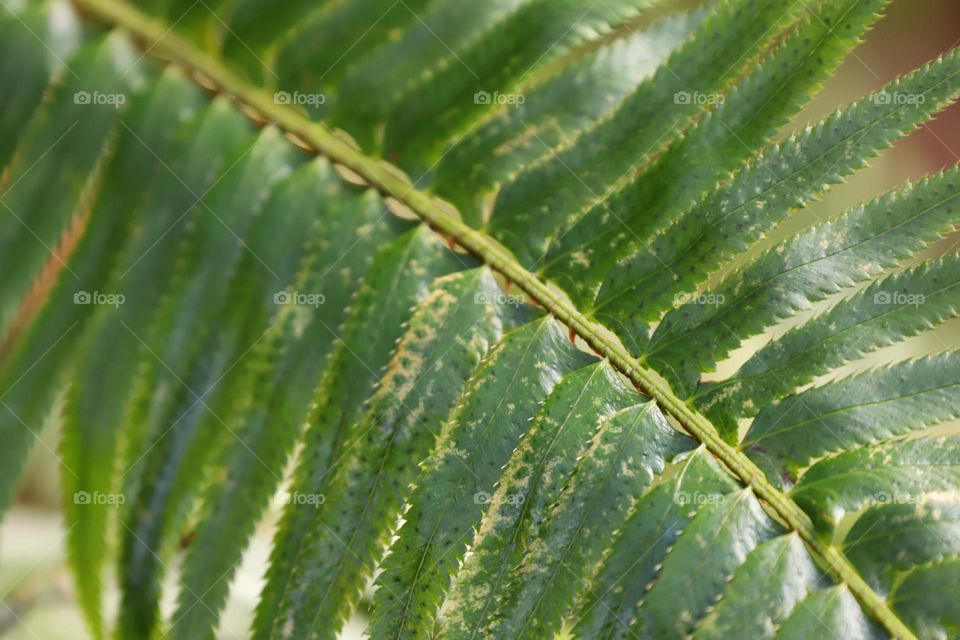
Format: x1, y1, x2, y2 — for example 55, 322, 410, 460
1, 1, 958, 639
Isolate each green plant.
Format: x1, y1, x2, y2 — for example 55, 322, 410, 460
1, 0, 959, 638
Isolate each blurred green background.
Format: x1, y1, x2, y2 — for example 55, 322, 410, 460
2, 0, 959, 637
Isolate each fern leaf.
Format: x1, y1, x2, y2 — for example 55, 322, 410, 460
775, 586, 885, 639
691, 534, 823, 640
58, 95, 251, 638
432, 7, 704, 227
256, 268, 526, 640
572, 448, 737, 640
369, 318, 594, 639
2, 3, 959, 639
167, 158, 362, 639
698, 255, 960, 438
791, 436, 960, 532
543, 0, 888, 305
890, 558, 960, 639
382, 0, 674, 172
0, 31, 136, 334
744, 352, 960, 471
0, 31, 141, 512
276, 0, 433, 102
117, 126, 296, 638
843, 498, 960, 592
56, 67, 206, 638
438, 362, 641, 638
628, 489, 779, 638
593, 45, 960, 350
331, 0, 531, 152
648, 164, 960, 392
252, 225, 465, 637
484, 401, 693, 639
487, 0, 804, 265
0, 1, 78, 169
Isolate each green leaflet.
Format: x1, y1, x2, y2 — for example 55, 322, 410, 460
628, 489, 779, 638
117, 126, 297, 639
330, 0, 529, 152
246, 188, 411, 453
744, 352, 960, 472
167, 173, 403, 640
697, 255, 960, 439
0, 31, 141, 513
692, 534, 823, 640
593, 44, 960, 352
60, 94, 250, 639
431, 6, 704, 227
221, 0, 335, 67
791, 436, 960, 532
159, 0, 232, 44
168, 157, 359, 640
258, 268, 529, 640
275, 0, 434, 109
369, 318, 595, 639
487, 0, 804, 266
0, 0, 79, 170
486, 402, 693, 639
253, 225, 465, 638
572, 448, 739, 640
890, 558, 960, 639
382, 0, 668, 173
542, 0, 886, 307
55, 67, 206, 638
774, 586, 886, 639
843, 498, 960, 593
648, 163, 960, 394
0, 30, 138, 331
438, 362, 643, 639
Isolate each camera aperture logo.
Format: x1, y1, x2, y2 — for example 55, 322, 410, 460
74, 91, 126, 108
73, 491, 125, 507
74, 291, 124, 307
274, 290, 326, 308
274, 91, 327, 108
474, 90, 525, 107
